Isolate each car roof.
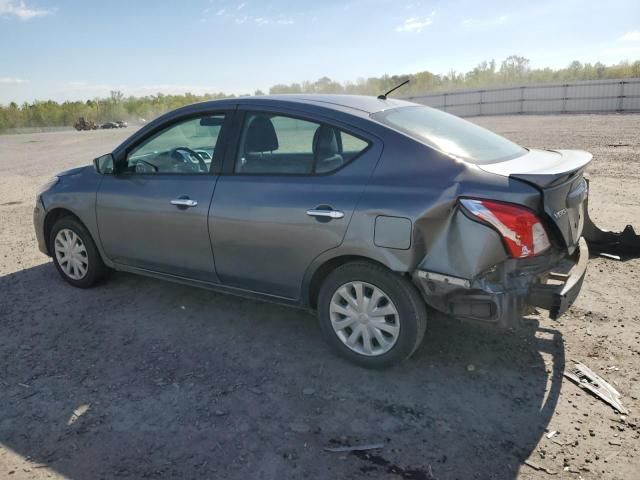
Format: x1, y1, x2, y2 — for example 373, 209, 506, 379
248, 94, 417, 113
192, 94, 418, 118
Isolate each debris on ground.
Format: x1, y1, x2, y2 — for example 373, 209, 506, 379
546, 430, 557, 439
564, 361, 629, 414
67, 403, 91, 426
524, 459, 557, 475
582, 180, 640, 257
324, 443, 385, 453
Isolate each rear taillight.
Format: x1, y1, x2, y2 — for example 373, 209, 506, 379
460, 199, 551, 258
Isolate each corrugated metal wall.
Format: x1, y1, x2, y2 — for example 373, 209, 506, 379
403, 78, 640, 117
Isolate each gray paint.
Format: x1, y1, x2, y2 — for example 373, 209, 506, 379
34, 94, 590, 325
418, 211, 508, 280
96, 174, 219, 282
374, 216, 412, 249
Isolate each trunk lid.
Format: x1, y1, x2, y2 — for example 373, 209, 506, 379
478, 149, 592, 253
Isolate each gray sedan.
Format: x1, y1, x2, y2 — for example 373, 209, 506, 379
34, 95, 589, 368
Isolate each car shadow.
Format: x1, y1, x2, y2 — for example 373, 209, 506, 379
0, 262, 563, 479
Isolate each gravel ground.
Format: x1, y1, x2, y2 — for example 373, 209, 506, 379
1, 114, 639, 479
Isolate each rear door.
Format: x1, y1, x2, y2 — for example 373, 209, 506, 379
96, 111, 232, 281
209, 107, 382, 299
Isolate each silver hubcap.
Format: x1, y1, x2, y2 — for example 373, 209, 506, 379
329, 281, 400, 356
54, 228, 88, 280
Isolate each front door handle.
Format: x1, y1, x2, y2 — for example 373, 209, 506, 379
306, 209, 344, 219
170, 198, 198, 207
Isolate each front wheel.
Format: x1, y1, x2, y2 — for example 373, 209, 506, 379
49, 216, 108, 288
317, 262, 427, 369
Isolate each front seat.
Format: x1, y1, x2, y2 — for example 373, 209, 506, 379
239, 115, 279, 173
313, 125, 344, 173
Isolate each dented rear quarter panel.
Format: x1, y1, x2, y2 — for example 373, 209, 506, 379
334, 131, 544, 280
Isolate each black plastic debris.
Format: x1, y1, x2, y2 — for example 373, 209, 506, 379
582, 179, 640, 258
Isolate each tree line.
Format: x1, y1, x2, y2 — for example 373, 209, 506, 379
1, 56, 639, 131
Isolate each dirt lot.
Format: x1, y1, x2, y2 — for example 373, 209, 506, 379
1, 114, 639, 479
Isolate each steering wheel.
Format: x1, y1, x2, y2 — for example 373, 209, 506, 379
170, 147, 208, 172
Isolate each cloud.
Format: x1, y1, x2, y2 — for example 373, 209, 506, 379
204, 3, 294, 27
253, 15, 293, 26
396, 14, 434, 33
0, 0, 52, 20
0, 76, 27, 84
461, 15, 508, 29
619, 31, 640, 42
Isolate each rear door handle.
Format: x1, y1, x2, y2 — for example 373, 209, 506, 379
306, 209, 344, 219
170, 198, 198, 207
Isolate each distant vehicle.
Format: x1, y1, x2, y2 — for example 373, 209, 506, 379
74, 117, 97, 131
35, 94, 592, 368
100, 122, 119, 129
116, 121, 128, 128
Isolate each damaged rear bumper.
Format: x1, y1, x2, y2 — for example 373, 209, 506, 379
413, 238, 589, 325
527, 238, 588, 319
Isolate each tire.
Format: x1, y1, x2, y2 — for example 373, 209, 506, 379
49, 216, 108, 288
317, 261, 427, 369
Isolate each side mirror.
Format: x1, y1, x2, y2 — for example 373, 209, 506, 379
94, 153, 114, 174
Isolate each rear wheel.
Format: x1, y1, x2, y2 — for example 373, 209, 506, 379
317, 261, 427, 368
49, 216, 108, 288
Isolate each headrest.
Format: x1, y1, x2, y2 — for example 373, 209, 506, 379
246, 116, 279, 152
313, 125, 339, 160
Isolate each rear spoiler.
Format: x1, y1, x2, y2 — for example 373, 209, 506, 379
583, 179, 640, 258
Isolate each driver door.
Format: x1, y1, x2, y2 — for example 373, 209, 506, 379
96, 111, 232, 282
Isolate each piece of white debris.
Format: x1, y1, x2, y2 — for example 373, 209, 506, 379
564, 361, 629, 415
324, 443, 385, 453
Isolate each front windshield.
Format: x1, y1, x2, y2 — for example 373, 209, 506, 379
373, 106, 526, 164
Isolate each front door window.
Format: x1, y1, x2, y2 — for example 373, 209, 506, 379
124, 114, 225, 174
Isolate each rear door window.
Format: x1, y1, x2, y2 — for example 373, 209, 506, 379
235, 113, 369, 175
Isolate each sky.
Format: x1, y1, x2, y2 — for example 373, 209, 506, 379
1, 0, 639, 104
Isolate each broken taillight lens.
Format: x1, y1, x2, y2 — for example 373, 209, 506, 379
460, 199, 551, 258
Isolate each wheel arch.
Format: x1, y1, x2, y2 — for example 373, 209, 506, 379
43, 208, 90, 255
303, 254, 403, 310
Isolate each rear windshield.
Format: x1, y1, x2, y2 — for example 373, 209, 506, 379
372, 106, 526, 164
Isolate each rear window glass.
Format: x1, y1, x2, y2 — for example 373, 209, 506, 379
372, 106, 526, 164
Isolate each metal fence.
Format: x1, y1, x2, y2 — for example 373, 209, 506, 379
403, 78, 640, 117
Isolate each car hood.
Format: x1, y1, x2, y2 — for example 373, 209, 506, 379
57, 165, 93, 177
